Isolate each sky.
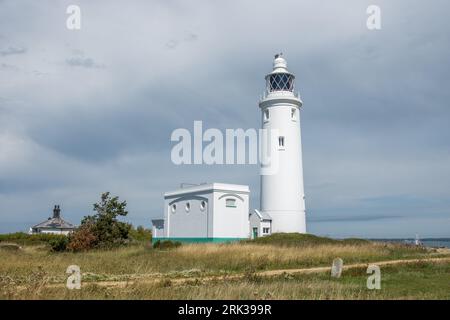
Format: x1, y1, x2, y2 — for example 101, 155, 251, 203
0, 0, 449, 238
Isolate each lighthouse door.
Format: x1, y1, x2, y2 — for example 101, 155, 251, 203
252, 227, 258, 239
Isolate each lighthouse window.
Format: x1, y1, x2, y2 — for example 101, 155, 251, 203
171, 204, 177, 213
278, 136, 285, 147
268, 73, 294, 92
200, 200, 207, 211
225, 198, 236, 208
264, 109, 269, 121
291, 108, 297, 121
185, 202, 190, 212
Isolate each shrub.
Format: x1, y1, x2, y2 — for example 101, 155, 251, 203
0, 232, 69, 246
129, 225, 152, 242
153, 240, 181, 250
67, 224, 97, 252
48, 236, 69, 252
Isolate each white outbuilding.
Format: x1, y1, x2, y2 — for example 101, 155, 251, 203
152, 183, 250, 243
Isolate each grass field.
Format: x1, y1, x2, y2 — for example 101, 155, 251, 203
1, 234, 449, 299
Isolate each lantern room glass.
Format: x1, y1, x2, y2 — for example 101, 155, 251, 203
267, 73, 294, 92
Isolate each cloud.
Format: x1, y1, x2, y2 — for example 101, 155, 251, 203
1, 63, 19, 70
0, 46, 26, 56
165, 40, 179, 49
185, 33, 198, 42
0, 0, 449, 237
166, 32, 198, 49
65, 57, 105, 69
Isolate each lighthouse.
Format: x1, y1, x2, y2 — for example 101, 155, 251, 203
259, 54, 306, 233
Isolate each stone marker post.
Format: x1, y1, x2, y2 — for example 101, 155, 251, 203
331, 258, 343, 278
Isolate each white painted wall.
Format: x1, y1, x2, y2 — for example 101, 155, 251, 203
34, 229, 72, 235
212, 190, 249, 239
164, 194, 211, 238
260, 221, 271, 236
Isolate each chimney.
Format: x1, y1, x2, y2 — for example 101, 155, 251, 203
53, 205, 61, 219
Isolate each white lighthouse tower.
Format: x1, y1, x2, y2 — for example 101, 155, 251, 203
259, 54, 306, 233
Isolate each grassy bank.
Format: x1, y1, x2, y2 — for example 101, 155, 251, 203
0, 234, 448, 299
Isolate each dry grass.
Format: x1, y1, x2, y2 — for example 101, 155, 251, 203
175, 242, 427, 270
0, 239, 448, 299
3, 262, 449, 300
0, 241, 431, 277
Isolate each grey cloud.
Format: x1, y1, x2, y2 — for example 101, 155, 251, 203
185, 33, 198, 42
0, 46, 26, 56
31, 70, 48, 76
65, 57, 105, 69
1, 0, 450, 237
1, 63, 18, 70
71, 49, 85, 56
165, 40, 179, 49
166, 32, 198, 49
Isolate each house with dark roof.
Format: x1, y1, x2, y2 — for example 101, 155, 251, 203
29, 205, 76, 235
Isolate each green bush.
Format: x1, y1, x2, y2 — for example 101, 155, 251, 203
49, 236, 69, 252
129, 225, 152, 242
153, 240, 181, 250
0, 232, 68, 246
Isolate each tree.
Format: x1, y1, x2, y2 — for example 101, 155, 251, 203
66, 223, 97, 252
79, 192, 131, 248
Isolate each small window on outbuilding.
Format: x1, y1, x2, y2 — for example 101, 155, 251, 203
200, 200, 206, 211
225, 198, 236, 208
263, 227, 270, 234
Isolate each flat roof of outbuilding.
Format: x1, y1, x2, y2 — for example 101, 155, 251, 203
164, 183, 249, 198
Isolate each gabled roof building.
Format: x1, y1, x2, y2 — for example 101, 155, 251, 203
29, 205, 76, 235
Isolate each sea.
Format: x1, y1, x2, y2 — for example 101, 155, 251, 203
373, 238, 450, 248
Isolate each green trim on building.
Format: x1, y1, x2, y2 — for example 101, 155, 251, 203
152, 237, 246, 244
